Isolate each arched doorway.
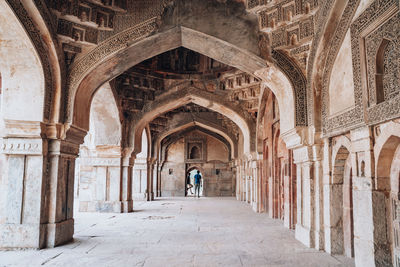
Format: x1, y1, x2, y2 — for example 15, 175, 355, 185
329, 144, 354, 258
186, 166, 204, 197
375, 125, 400, 266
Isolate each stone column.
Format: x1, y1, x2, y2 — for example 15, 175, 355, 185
283, 159, 291, 228
153, 161, 159, 199
288, 139, 324, 250
268, 167, 274, 218
157, 164, 162, 197
322, 138, 339, 254
0, 121, 48, 248
293, 145, 315, 248
46, 125, 86, 247
351, 127, 390, 267
120, 149, 133, 212
257, 159, 263, 213
313, 144, 324, 251
146, 158, 155, 201
250, 155, 262, 213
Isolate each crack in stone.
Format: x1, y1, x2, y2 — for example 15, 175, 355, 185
85, 243, 98, 254
41, 252, 63, 265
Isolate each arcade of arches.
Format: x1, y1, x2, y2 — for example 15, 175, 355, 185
0, 0, 400, 266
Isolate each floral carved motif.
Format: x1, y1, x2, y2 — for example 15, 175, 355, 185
272, 50, 307, 126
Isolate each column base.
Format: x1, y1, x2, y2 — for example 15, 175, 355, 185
251, 201, 258, 212
121, 200, 133, 213
46, 218, 74, 247
0, 223, 47, 249
295, 224, 314, 248
145, 192, 154, 201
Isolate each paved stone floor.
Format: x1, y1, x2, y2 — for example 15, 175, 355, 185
0, 197, 355, 267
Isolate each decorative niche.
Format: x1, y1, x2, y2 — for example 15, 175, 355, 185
185, 137, 206, 163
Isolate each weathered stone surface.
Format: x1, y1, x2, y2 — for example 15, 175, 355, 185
0, 1, 400, 266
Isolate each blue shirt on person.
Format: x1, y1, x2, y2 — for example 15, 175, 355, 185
194, 173, 202, 184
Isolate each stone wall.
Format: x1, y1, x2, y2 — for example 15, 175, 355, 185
76, 83, 123, 212
160, 130, 234, 197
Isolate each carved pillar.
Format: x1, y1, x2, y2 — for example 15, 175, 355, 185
323, 137, 338, 254
292, 144, 318, 249
146, 158, 155, 201
257, 158, 263, 213
249, 154, 262, 212
268, 163, 274, 218
313, 144, 324, 251
120, 149, 133, 213
153, 161, 159, 199
157, 163, 162, 197
350, 127, 390, 267
0, 121, 48, 248
246, 160, 251, 203
46, 125, 86, 247
283, 158, 291, 228
0, 122, 87, 248
236, 159, 241, 200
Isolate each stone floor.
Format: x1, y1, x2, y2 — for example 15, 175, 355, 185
0, 197, 355, 267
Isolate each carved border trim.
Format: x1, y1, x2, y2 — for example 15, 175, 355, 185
272, 50, 307, 126
306, 0, 335, 126
66, 17, 158, 121
355, 0, 400, 125
321, 0, 362, 134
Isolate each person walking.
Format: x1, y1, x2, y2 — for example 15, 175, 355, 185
194, 171, 202, 198
186, 173, 193, 195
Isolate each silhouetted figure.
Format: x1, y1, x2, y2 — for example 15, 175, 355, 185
186, 173, 193, 195
194, 171, 202, 198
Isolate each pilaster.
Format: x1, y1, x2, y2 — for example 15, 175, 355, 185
0, 126, 47, 248
121, 149, 134, 212
350, 126, 388, 267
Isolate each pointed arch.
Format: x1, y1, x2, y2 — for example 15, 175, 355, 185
131, 86, 253, 155
154, 120, 236, 160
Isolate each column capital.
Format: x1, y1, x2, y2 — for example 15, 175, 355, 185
292, 144, 323, 164
281, 126, 317, 150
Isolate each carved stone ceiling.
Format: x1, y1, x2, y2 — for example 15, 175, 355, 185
112, 47, 261, 135
46, 0, 316, 72
247, 0, 318, 73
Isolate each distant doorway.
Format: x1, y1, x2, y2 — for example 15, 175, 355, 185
186, 168, 203, 197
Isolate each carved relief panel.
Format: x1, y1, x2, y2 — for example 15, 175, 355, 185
365, 13, 400, 106
185, 137, 206, 163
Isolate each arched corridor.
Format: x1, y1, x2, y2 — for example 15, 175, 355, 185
0, 198, 354, 267
0, 1, 399, 266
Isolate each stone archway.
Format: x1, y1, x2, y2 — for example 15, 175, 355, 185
153, 119, 237, 161
69, 26, 266, 131
374, 122, 400, 266
68, 26, 300, 152
130, 86, 254, 155
326, 136, 354, 257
